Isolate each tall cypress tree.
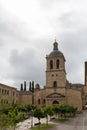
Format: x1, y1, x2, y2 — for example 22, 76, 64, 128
32, 81, 34, 105
32, 81, 34, 93
29, 81, 32, 92
24, 81, 26, 91
20, 83, 23, 91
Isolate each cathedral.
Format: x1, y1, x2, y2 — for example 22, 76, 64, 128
19, 41, 87, 111
0, 40, 87, 111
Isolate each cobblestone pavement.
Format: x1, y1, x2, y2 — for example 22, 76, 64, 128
48, 110, 87, 130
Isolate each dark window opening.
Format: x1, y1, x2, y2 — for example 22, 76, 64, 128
56, 59, 59, 69
7, 90, 9, 95
53, 81, 57, 87
1, 99, 3, 104
50, 60, 53, 69
5, 90, 6, 95
38, 99, 40, 104
2, 89, 4, 94
12, 100, 14, 104
43, 99, 46, 104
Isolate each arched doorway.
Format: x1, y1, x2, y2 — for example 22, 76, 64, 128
53, 100, 59, 105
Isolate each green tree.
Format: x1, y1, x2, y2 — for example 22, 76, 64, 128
8, 107, 24, 130
43, 106, 54, 125
0, 104, 13, 114
53, 105, 60, 118
0, 113, 10, 130
33, 107, 44, 125
68, 106, 77, 117
57, 103, 77, 118
58, 104, 70, 118
25, 104, 36, 112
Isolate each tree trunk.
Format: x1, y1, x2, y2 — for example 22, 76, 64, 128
46, 115, 48, 125
38, 119, 41, 130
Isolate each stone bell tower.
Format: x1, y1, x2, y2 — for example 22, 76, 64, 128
46, 40, 66, 88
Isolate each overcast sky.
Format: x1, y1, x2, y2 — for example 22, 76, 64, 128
0, 0, 87, 89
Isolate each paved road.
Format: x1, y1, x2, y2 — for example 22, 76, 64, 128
49, 110, 87, 130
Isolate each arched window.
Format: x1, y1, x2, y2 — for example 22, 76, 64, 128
7, 100, 8, 104
2, 89, 4, 94
38, 99, 40, 104
53, 81, 57, 87
50, 60, 53, 69
12, 100, 14, 104
43, 99, 46, 104
56, 59, 59, 69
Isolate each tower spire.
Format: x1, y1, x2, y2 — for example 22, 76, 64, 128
53, 40, 58, 50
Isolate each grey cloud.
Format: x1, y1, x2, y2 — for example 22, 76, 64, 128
58, 28, 87, 84
0, 38, 4, 47
59, 12, 75, 29
0, 20, 30, 44
9, 47, 45, 87
59, 10, 87, 31
0, 9, 34, 47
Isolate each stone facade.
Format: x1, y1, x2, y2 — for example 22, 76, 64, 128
0, 83, 19, 105
19, 41, 84, 111
66, 88, 83, 111
19, 91, 32, 105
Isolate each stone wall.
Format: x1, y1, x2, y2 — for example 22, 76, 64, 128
19, 91, 32, 105
66, 88, 82, 111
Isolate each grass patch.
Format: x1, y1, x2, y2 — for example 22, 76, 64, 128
30, 123, 54, 130
52, 118, 69, 123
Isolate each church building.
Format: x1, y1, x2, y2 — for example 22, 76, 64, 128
19, 41, 85, 111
